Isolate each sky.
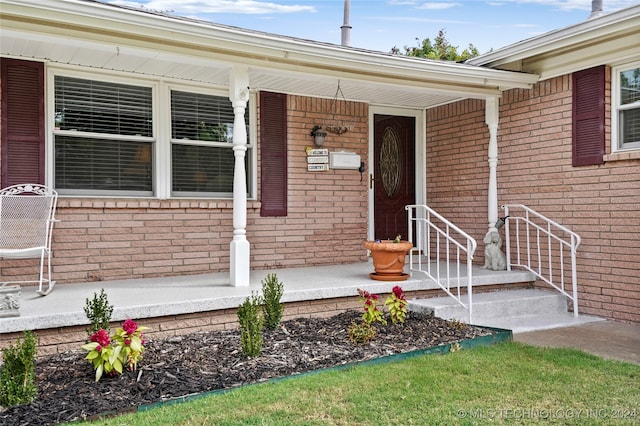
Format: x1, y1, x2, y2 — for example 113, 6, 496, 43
103, 0, 638, 54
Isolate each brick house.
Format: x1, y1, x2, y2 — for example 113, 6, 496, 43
1, 0, 638, 325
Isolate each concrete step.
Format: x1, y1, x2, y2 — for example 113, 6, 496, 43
409, 289, 606, 333
478, 312, 606, 333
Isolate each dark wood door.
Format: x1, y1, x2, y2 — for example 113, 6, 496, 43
373, 114, 415, 240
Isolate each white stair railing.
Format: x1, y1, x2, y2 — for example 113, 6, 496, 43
502, 204, 581, 316
406, 205, 477, 323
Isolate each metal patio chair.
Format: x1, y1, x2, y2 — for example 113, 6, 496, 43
0, 184, 59, 296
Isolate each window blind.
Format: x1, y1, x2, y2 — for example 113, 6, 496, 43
171, 91, 235, 142
55, 136, 153, 192
171, 145, 235, 193
170, 90, 250, 196
55, 76, 152, 137
53, 76, 154, 194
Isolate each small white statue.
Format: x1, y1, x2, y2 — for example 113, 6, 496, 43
482, 230, 507, 271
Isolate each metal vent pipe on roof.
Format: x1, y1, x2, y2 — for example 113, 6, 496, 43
588, 0, 604, 19
341, 0, 352, 46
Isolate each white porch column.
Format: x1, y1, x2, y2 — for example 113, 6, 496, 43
229, 66, 250, 287
485, 96, 500, 232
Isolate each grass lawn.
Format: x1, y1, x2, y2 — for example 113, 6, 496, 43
80, 342, 639, 425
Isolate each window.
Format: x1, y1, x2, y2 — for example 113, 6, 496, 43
613, 63, 640, 151
170, 90, 250, 197
49, 71, 254, 198
53, 76, 154, 195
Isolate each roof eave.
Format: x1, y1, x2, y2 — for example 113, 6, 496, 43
467, 4, 640, 68
1, 0, 538, 91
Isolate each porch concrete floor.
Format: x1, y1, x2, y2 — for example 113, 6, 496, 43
2, 262, 533, 334
3, 262, 639, 365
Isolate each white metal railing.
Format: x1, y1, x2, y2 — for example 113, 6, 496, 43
502, 204, 581, 316
406, 205, 477, 323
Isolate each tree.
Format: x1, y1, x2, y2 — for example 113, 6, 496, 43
391, 29, 481, 62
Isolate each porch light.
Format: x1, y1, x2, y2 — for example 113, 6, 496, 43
310, 125, 327, 147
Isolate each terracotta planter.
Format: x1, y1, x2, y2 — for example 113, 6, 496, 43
364, 240, 413, 281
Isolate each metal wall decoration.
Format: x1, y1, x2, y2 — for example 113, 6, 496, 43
380, 126, 401, 197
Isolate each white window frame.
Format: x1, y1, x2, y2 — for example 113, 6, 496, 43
612, 61, 640, 153
47, 66, 256, 199
47, 67, 158, 197
166, 83, 255, 200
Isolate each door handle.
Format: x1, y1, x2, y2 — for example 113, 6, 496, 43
369, 174, 374, 189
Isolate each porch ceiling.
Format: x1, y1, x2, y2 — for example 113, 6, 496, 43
0, 0, 539, 109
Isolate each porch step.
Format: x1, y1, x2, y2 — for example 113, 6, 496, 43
408, 289, 605, 333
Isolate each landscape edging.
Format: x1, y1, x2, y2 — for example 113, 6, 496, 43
134, 325, 512, 414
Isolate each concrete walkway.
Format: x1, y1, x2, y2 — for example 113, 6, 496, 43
514, 321, 640, 364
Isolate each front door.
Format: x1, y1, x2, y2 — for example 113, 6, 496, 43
373, 114, 415, 240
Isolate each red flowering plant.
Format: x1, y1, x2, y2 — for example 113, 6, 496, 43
82, 319, 148, 382
111, 319, 149, 372
358, 288, 387, 325
349, 287, 410, 344
82, 329, 123, 382
384, 285, 408, 324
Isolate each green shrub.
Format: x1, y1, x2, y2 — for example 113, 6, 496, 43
261, 274, 284, 330
448, 319, 467, 330
237, 293, 264, 357
347, 321, 376, 345
84, 289, 113, 338
0, 330, 37, 407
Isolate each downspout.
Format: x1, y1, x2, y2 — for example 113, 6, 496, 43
341, 0, 351, 46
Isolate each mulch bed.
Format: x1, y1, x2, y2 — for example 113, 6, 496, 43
1, 310, 493, 425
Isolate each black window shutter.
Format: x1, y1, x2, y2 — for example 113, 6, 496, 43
1, 59, 45, 187
259, 92, 288, 216
572, 65, 605, 167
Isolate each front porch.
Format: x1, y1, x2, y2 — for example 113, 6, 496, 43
2, 262, 535, 353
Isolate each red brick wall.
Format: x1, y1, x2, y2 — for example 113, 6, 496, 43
252, 95, 369, 269
426, 99, 490, 243
427, 70, 640, 323
0, 94, 369, 284
50, 199, 236, 283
